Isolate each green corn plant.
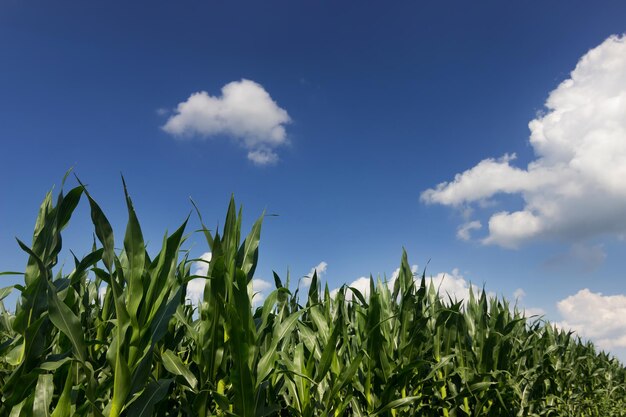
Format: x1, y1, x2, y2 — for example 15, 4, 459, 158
83, 178, 190, 417
2, 175, 626, 417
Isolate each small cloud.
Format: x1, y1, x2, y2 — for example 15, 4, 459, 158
385, 264, 419, 291
156, 107, 170, 116
250, 278, 272, 306
192, 252, 212, 277
512, 287, 545, 318
331, 276, 371, 300
162, 79, 291, 164
187, 252, 212, 305
461, 206, 474, 220
556, 288, 626, 350
309, 261, 328, 279
522, 307, 546, 318
186, 278, 206, 305
332, 265, 487, 305
426, 268, 490, 304
347, 276, 372, 298
252, 278, 272, 292
300, 261, 328, 289
457, 220, 482, 241
186, 252, 272, 307
422, 35, 626, 248
247, 149, 279, 166
98, 285, 107, 302
338, 264, 419, 300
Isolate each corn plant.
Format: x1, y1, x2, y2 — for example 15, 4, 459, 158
1, 176, 625, 416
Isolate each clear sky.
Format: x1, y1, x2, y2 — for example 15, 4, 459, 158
2, 1, 626, 359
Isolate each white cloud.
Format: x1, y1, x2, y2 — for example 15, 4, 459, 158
427, 268, 488, 304
511, 288, 546, 318
457, 220, 482, 241
385, 264, 419, 292
193, 252, 212, 277
332, 265, 487, 305
186, 278, 206, 305
162, 79, 291, 165
522, 307, 546, 318
250, 278, 273, 306
300, 261, 328, 289
556, 288, 626, 350
247, 149, 279, 165
98, 285, 107, 302
331, 276, 371, 300
333, 264, 419, 300
187, 252, 212, 305
185, 252, 272, 307
421, 35, 626, 248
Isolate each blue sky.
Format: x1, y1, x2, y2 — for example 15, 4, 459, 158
2, 1, 626, 359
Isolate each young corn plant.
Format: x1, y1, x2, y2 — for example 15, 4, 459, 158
1, 176, 625, 416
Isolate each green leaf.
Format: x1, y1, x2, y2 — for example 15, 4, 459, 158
328, 350, 365, 402
0, 285, 14, 301
315, 320, 341, 383
469, 381, 495, 392
257, 310, 303, 385
161, 350, 197, 390
69, 248, 103, 285
9, 398, 29, 417
370, 396, 421, 416
121, 176, 146, 321
227, 300, 255, 417
129, 346, 154, 398
108, 334, 131, 417
56, 186, 83, 232
33, 374, 54, 417
46, 280, 86, 363
149, 286, 183, 345
50, 366, 73, 417
38, 357, 73, 371
237, 212, 264, 280
309, 306, 330, 346
77, 177, 115, 272
125, 379, 172, 417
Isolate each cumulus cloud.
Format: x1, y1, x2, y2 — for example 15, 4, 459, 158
331, 276, 373, 300
421, 35, 626, 248
523, 307, 547, 318
162, 79, 291, 165
247, 149, 279, 166
512, 288, 546, 318
427, 268, 490, 303
250, 278, 273, 306
385, 264, 420, 293
457, 220, 482, 241
186, 252, 212, 305
98, 285, 108, 302
556, 288, 626, 350
332, 265, 487, 305
185, 251, 272, 307
300, 261, 328, 289
332, 265, 418, 300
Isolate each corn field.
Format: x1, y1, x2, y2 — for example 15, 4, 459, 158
1, 178, 625, 416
